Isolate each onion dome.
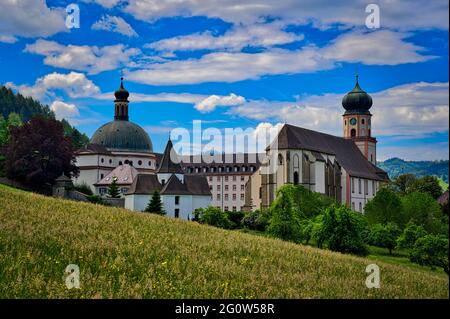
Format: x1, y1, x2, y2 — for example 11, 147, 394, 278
342, 74, 373, 113
114, 77, 129, 101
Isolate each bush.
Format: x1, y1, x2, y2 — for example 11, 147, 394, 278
86, 195, 108, 205
226, 210, 245, 229
199, 206, 231, 229
241, 209, 271, 231
73, 182, 93, 196
267, 186, 301, 243
314, 205, 368, 256
401, 192, 444, 234
409, 234, 449, 275
367, 223, 401, 255
396, 223, 428, 250
364, 187, 405, 227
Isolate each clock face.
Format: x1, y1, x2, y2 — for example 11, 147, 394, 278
350, 118, 357, 125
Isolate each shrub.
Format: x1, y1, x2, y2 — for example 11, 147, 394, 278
314, 205, 368, 256
241, 209, 271, 231
367, 223, 401, 255
396, 223, 428, 250
86, 194, 108, 205
199, 206, 230, 229
409, 234, 449, 275
267, 187, 301, 243
364, 187, 405, 227
73, 182, 93, 196
226, 210, 245, 229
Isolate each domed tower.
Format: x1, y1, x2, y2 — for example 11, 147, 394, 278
342, 72, 377, 164
90, 77, 153, 153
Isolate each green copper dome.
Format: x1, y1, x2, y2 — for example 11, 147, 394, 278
90, 120, 153, 153
342, 75, 373, 113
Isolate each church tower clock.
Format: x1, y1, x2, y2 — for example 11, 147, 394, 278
342, 73, 377, 164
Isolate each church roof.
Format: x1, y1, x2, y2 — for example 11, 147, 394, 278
94, 164, 138, 186
126, 174, 211, 196
157, 139, 184, 174
268, 124, 388, 181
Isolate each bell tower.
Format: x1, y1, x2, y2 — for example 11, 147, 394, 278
342, 72, 377, 164
114, 76, 130, 121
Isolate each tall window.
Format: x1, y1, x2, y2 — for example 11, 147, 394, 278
364, 180, 368, 195
359, 202, 362, 212
175, 196, 180, 205
351, 178, 355, 193
174, 209, 179, 218
358, 178, 362, 194
351, 129, 356, 137
293, 171, 299, 185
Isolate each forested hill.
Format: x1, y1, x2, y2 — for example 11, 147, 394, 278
378, 157, 449, 183
0, 85, 89, 148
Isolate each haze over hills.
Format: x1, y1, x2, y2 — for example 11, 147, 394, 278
378, 158, 449, 184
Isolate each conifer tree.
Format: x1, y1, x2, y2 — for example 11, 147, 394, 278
145, 190, 165, 215
107, 176, 121, 198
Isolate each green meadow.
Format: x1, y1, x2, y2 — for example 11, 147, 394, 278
0, 184, 448, 298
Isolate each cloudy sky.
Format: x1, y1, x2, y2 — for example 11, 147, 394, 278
0, 0, 448, 160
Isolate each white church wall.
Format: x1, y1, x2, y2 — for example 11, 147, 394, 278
162, 195, 193, 220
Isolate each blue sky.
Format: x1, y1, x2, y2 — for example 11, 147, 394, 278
0, 0, 448, 160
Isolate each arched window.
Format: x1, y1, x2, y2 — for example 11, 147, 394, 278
350, 129, 356, 137
293, 171, 299, 185
361, 119, 365, 125
293, 154, 300, 169
278, 154, 283, 165
302, 154, 310, 184
118, 161, 123, 165
138, 160, 142, 166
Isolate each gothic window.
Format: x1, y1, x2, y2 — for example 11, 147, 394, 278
278, 154, 283, 165
351, 129, 356, 137
293, 171, 299, 185
302, 154, 310, 184
293, 154, 300, 169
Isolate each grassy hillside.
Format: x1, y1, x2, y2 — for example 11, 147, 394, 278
378, 157, 449, 184
0, 185, 448, 299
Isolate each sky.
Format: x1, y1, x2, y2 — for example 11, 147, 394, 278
0, 0, 448, 161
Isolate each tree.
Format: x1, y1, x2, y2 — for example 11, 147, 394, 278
392, 174, 416, 195
314, 205, 368, 255
241, 209, 271, 231
396, 223, 428, 250
107, 176, 121, 198
402, 192, 444, 234
198, 206, 230, 229
267, 186, 301, 242
226, 210, 245, 229
367, 223, 401, 255
364, 187, 405, 227
145, 190, 165, 215
0, 113, 22, 176
409, 234, 449, 275
60, 118, 89, 150
407, 176, 443, 199
4, 116, 78, 193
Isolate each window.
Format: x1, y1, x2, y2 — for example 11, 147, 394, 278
118, 161, 123, 165
370, 154, 373, 163
99, 188, 107, 195
359, 202, 362, 212
138, 160, 142, 166
364, 180, 368, 195
240, 194, 244, 200
241, 176, 245, 181
101, 158, 104, 163
225, 185, 229, 191
224, 206, 229, 211
217, 185, 221, 191
109, 159, 112, 164
278, 154, 283, 165
100, 174, 104, 179
225, 194, 229, 201
161, 179, 166, 185
240, 185, 244, 191
372, 181, 375, 196
351, 178, 355, 193
232, 185, 236, 191
148, 161, 152, 166
361, 118, 365, 125
232, 176, 236, 181
225, 176, 229, 182
209, 176, 212, 182
121, 187, 128, 194
351, 129, 356, 137
358, 178, 361, 194
175, 196, 180, 205
217, 176, 221, 181
209, 185, 213, 191
259, 187, 262, 199
293, 171, 299, 185
175, 209, 180, 218
232, 194, 236, 200
232, 206, 237, 212
217, 194, 221, 200
351, 202, 355, 211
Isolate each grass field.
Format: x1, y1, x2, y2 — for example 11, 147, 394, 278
0, 184, 448, 298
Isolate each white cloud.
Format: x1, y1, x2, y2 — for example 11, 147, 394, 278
147, 22, 303, 52
195, 93, 245, 112
6, 72, 100, 101
83, 0, 122, 8
25, 40, 140, 75
128, 30, 432, 85
123, 0, 449, 30
227, 82, 450, 137
92, 15, 138, 37
0, 0, 66, 41
50, 101, 80, 120
0, 35, 18, 43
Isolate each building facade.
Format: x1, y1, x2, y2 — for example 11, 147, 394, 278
243, 75, 389, 212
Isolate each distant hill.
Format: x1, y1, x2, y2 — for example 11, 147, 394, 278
378, 157, 449, 184
0, 184, 448, 298
0, 85, 89, 149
